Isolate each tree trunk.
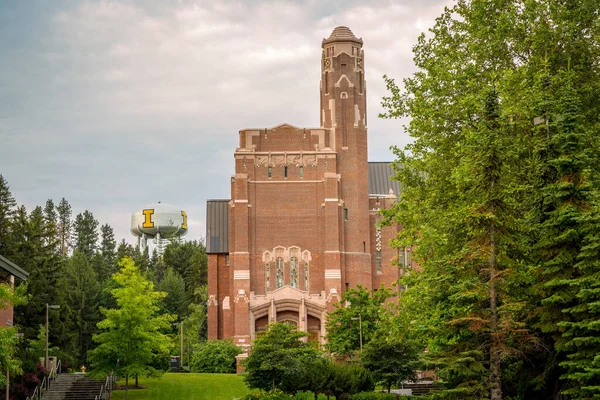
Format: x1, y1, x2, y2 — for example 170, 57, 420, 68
489, 203, 502, 400
125, 374, 129, 400
135, 374, 138, 387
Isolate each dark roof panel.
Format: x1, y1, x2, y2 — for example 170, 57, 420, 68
368, 162, 400, 196
206, 200, 229, 254
0, 255, 29, 281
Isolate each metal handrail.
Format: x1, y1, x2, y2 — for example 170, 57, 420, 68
25, 359, 62, 400
94, 372, 115, 400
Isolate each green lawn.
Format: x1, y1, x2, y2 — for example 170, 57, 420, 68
111, 373, 252, 400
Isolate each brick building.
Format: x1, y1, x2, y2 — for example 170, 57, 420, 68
206, 27, 409, 354
0, 255, 29, 327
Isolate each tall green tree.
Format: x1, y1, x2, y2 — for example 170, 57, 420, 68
162, 240, 208, 302
73, 210, 98, 259
0, 175, 16, 256
155, 267, 186, 318
90, 257, 174, 400
325, 286, 392, 356
244, 323, 320, 392
63, 251, 102, 366
56, 198, 72, 257
95, 224, 117, 282
12, 206, 62, 344
378, 0, 600, 397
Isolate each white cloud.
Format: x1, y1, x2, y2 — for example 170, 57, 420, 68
0, 0, 452, 244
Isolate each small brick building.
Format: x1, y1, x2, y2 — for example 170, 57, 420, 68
206, 27, 410, 353
0, 255, 29, 327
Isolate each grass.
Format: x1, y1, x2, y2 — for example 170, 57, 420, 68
111, 373, 252, 400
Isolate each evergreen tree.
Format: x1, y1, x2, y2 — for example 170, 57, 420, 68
63, 251, 101, 366
116, 239, 135, 263
162, 240, 208, 303
43, 199, 59, 253
96, 224, 117, 282
12, 206, 62, 346
56, 198, 72, 257
155, 267, 186, 318
73, 210, 98, 259
0, 175, 16, 255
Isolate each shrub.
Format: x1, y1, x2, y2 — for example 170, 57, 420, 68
351, 392, 397, 400
328, 363, 374, 400
240, 389, 294, 400
190, 339, 242, 373
294, 391, 315, 400
317, 394, 329, 400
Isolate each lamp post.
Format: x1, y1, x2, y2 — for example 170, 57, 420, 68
173, 322, 183, 371
351, 314, 363, 351
46, 304, 60, 369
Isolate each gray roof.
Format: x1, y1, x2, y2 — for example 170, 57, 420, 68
368, 162, 400, 196
0, 255, 29, 281
206, 200, 229, 254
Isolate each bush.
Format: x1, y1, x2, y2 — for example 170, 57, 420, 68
190, 339, 242, 373
317, 394, 329, 400
294, 391, 315, 400
329, 363, 374, 399
240, 389, 294, 400
351, 393, 397, 400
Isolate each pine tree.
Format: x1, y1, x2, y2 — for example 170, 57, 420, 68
0, 175, 16, 255
43, 199, 60, 254
73, 210, 98, 259
63, 251, 101, 366
96, 224, 117, 282
56, 198, 72, 257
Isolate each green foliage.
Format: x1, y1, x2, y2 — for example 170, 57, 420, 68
184, 285, 208, 344
351, 393, 396, 400
293, 391, 315, 400
73, 210, 99, 259
380, 0, 600, 398
327, 362, 374, 399
244, 323, 321, 392
325, 285, 393, 356
63, 250, 102, 365
361, 327, 419, 392
190, 339, 241, 373
162, 240, 208, 303
240, 389, 293, 400
0, 174, 16, 256
0, 280, 28, 387
90, 257, 174, 389
156, 267, 187, 318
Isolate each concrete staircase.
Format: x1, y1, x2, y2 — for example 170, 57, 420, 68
42, 373, 104, 400
400, 382, 442, 396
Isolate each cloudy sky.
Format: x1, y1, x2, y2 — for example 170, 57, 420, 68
0, 0, 451, 244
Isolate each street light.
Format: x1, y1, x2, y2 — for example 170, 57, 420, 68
172, 322, 183, 371
351, 314, 363, 352
46, 304, 60, 369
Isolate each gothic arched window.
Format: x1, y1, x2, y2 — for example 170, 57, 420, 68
290, 256, 299, 288
265, 263, 270, 292
276, 257, 284, 289
304, 262, 309, 292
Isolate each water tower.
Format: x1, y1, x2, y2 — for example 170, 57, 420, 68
131, 202, 188, 254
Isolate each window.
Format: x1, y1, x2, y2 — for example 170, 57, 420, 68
268, 167, 272, 178
325, 72, 328, 93
304, 262, 309, 291
299, 166, 303, 178
265, 263, 270, 292
290, 257, 298, 288
376, 250, 382, 272
276, 257, 284, 289
344, 208, 349, 220
284, 166, 288, 178
225, 254, 230, 265
406, 250, 411, 267
375, 227, 382, 271
399, 249, 405, 266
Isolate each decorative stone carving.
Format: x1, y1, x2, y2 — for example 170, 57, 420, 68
256, 155, 269, 167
